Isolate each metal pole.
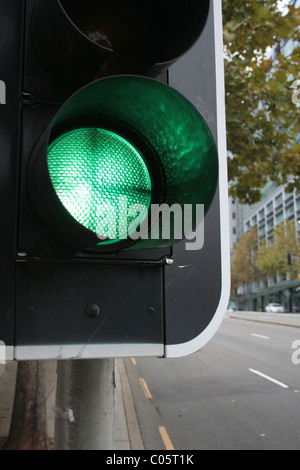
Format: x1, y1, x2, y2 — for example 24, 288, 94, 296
54, 358, 115, 450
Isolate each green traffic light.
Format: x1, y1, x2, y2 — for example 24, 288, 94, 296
47, 127, 152, 243
28, 76, 218, 251
53, 76, 218, 219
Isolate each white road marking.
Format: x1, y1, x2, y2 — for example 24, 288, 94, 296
251, 333, 270, 340
249, 368, 289, 389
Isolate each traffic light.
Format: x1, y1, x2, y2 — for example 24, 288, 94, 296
0, 0, 230, 360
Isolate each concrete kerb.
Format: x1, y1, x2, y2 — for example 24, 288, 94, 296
227, 311, 300, 329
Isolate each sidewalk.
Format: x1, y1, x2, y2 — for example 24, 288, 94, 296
227, 311, 300, 328
0, 358, 143, 450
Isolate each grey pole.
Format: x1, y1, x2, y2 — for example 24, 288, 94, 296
54, 358, 115, 450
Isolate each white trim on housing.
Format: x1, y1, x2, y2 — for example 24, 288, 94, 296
15, 343, 164, 361
165, 0, 231, 358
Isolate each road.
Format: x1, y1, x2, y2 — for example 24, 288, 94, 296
125, 315, 300, 450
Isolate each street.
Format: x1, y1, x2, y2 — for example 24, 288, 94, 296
125, 315, 300, 450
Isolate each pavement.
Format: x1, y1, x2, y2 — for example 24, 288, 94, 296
227, 310, 300, 328
0, 358, 144, 450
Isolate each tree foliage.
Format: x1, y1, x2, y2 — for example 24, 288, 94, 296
232, 221, 300, 297
231, 227, 260, 292
256, 220, 300, 277
223, 0, 300, 204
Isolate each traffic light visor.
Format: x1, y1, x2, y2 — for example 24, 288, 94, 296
28, 76, 218, 252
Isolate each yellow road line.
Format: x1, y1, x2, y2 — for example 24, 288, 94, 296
139, 378, 152, 400
158, 426, 175, 450
131, 358, 137, 366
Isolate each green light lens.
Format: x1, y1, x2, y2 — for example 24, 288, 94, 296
47, 128, 152, 243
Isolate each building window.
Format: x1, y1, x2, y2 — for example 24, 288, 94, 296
276, 211, 284, 224
275, 193, 283, 207
267, 201, 273, 215
267, 218, 274, 231
259, 224, 266, 236
286, 204, 294, 218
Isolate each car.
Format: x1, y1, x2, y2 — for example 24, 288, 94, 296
265, 303, 285, 313
227, 301, 238, 312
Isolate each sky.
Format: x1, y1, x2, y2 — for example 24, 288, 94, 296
277, 0, 300, 13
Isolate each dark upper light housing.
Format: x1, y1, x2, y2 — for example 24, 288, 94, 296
31, 0, 210, 90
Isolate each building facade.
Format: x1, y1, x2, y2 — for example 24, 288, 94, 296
232, 183, 300, 312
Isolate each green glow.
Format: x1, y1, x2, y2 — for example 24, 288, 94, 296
47, 128, 152, 242
47, 76, 218, 250
55, 77, 218, 217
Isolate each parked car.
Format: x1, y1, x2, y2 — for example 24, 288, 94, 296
227, 301, 238, 312
265, 303, 284, 313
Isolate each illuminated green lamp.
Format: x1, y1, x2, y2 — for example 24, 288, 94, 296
28, 76, 218, 252
47, 127, 152, 244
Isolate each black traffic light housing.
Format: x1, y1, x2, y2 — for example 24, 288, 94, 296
0, 0, 230, 360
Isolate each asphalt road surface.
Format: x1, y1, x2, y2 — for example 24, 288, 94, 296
125, 315, 300, 450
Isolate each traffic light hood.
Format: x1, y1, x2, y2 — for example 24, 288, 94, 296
28, 76, 218, 252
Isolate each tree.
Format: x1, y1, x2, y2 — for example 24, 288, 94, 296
257, 220, 300, 304
273, 219, 300, 277
233, 221, 300, 305
231, 227, 260, 296
257, 220, 300, 277
223, 0, 300, 204
255, 233, 282, 302
5, 361, 49, 450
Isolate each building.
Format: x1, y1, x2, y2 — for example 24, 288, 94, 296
231, 183, 300, 312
